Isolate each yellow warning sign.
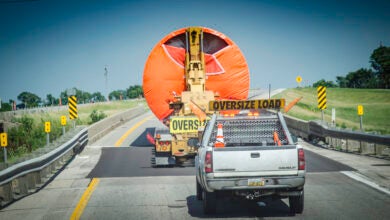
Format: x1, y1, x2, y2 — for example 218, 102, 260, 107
61, 115, 67, 126
317, 86, 327, 110
170, 117, 209, 134
209, 99, 285, 111
296, 76, 302, 83
357, 105, 364, 116
0, 133, 7, 147
45, 121, 51, 133
68, 96, 78, 119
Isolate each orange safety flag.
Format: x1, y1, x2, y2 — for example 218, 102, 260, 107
143, 27, 250, 121
146, 132, 156, 145
273, 131, 281, 146
215, 123, 225, 148
284, 97, 303, 113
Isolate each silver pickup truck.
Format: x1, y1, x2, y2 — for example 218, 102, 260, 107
195, 111, 305, 214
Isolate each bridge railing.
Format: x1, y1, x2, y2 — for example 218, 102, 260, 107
284, 115, 390, 158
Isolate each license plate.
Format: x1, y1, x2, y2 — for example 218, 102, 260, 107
248, 178, 265, 186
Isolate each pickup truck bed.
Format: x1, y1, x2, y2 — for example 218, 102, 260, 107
196, 112, 305, 214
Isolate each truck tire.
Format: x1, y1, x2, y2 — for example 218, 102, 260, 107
196, 179, 203, 200
289, 190, 304, 214
203, 191, 217, 214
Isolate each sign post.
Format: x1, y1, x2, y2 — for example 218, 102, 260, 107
268, 84, 271, 99
317, 86, 327, 122
331, 108, 336, 127
296, 76, 302, 87
357, 105, 364, 131
45, 121, 51, 146
61, 115, 67, 135
1, 133, 7, 163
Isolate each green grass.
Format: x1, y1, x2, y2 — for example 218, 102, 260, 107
75, 100, 146, 124
10, 99, 146, 126
273, 88, 390, 134
1, 99, 146, 164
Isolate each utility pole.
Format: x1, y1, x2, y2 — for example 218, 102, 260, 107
268, 84, 271, 99
104, 66, 108, 102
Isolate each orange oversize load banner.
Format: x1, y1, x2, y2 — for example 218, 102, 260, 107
143, 27, 250, 121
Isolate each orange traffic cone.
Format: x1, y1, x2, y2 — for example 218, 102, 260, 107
273, 131, 281, 146
215, 123, 225, 148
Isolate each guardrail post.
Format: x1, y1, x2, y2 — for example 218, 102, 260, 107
376, 144, 388, 157
337, 138, 342, 151
40, 165, 49, 181
26, 173, 37, 192
39, 169, 46, 183
13, 176, 28, 197
50, 162, 57, 174
0, 182, 12, 207
32, 172, 42, 186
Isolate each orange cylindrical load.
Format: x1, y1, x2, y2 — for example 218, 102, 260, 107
143, 27, 250, 121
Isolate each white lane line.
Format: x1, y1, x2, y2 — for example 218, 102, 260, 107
341, 171, 390, 196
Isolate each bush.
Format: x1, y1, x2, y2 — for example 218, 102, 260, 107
2, 115, 72, 162
89, 110, 107, 124
6, 116, 46, 159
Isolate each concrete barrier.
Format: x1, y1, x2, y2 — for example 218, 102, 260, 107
88, 106, 145, 143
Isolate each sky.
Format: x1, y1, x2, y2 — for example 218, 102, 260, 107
0, 0, 389, 103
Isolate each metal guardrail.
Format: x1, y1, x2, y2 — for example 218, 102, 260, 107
0, 128, 87, 186
308, 121, 390, 146
0, 106, 146, 208
284, 115, 390, 157
0, 128, 88, 207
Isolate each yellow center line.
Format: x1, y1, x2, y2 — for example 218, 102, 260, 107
70, 115, 153, 219
70, 178, 100, 220
115, 115, 153, 147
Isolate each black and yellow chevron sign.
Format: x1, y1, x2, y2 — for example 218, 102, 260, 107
317, 86, 327, 110
68, 96, 78, 119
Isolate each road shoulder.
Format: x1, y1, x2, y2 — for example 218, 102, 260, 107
300, 139, 390, 193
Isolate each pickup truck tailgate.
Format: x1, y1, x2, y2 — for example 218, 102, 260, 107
212, 146, 298, 177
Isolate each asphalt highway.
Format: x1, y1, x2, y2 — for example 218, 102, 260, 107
1, 112, 389, 220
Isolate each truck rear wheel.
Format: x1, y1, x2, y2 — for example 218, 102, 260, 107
196, 179, 203, 200
203, 191, 216, 214
289, 190, 304, 214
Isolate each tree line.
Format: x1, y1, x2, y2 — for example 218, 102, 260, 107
313, 45, 389, 89
0, 85, 144, 112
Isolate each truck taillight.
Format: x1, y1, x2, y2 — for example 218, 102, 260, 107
205, 151, 213, 173
298, 148, 305, 170
159, 141, 170, 146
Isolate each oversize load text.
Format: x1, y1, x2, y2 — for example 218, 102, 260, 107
209, 99, 285, 111
170, 117, 208, 133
